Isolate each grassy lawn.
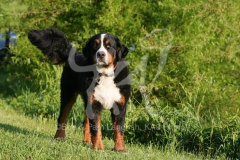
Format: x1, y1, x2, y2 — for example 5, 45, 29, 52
0, 102, 207, 160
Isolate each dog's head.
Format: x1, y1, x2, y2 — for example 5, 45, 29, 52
83, 33, 128, 75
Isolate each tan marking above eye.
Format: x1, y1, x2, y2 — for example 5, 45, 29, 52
95, 39, 100, 44
105, 40, 110, 45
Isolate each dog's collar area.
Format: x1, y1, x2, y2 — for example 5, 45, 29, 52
95, 62, 118, 83
97, 62, 118, 71
113, 62, 118, 71
97, 72, 114, 78
95, 73, 114, 84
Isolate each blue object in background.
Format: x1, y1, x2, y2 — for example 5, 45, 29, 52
0, 31, 17, 61
0, 31, 17, 49
0, 33, 6, 48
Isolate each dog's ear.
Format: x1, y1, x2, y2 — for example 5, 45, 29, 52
116, 38, 129, 59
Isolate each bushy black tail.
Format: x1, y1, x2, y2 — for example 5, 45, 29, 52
28, 28, 72, 64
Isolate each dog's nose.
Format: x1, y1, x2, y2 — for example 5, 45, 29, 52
97, 51, 105, 58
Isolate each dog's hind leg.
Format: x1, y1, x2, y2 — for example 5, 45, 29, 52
54, 91, 78, 139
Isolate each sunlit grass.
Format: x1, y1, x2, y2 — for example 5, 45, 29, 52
0, 107, 206, 160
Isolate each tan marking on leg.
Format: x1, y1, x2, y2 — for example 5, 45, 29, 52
91, 116, 104, 150
83, 115, 91, 143
54, 93, 78, 139
113, 122, 126, 152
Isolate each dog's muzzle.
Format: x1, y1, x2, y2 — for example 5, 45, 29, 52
96, 51, 108, 65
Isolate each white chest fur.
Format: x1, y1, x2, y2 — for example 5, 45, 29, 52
93, 75, 121, 110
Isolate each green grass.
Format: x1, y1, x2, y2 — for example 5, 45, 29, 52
0, 103, 206, 160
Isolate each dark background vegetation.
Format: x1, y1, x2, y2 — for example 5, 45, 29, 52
0, 0, 239, 158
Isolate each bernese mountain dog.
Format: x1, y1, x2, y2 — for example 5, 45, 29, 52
28, 28, 131, 152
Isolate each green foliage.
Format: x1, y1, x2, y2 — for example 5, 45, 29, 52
0, 0, 240, 159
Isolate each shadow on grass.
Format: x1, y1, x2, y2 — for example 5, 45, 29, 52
0, 122, 51, 139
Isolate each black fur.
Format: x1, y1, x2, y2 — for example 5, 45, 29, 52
28, 28, 72, 64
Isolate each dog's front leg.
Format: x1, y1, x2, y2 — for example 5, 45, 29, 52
83, 113, 91, 143
111, 102, 127, 152
89, 102, 104, 150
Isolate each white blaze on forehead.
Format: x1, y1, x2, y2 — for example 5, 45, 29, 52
99, 33, 106, 51
96, 34, 108, 64
95, 33, 115, 76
